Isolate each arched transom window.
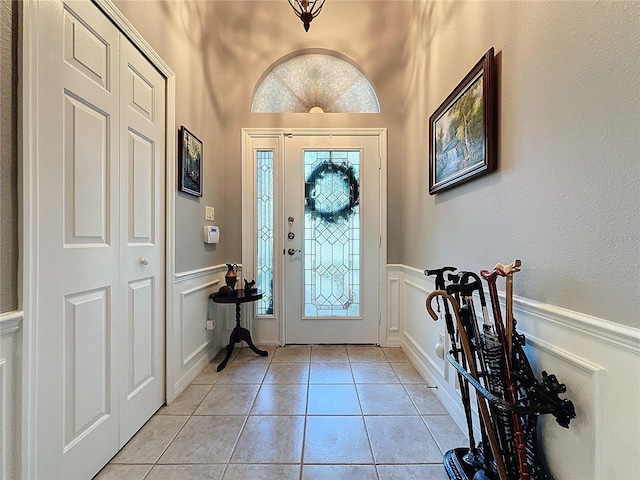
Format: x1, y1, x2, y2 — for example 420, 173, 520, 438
251, 50, 380, 113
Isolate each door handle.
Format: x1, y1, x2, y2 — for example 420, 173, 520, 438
286, 248, 301, 256
140, 257, 149, 265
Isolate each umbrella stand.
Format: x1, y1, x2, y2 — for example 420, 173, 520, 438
427, 265, 575, 480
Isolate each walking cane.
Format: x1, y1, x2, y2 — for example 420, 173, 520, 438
450, 272, 505, 476
424, 267, 457, 334
456, 272, 494, 370
459, 272, 492, 334
425, 268, 480, 466
494, 259, 521, 361
481, 267, 530, 480
427, 290, 508, 480
480, 267, 507, 349
445, 280, 495, 474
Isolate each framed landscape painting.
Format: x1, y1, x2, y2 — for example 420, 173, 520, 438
179, 126, 203, 197
429, 48, 497, 195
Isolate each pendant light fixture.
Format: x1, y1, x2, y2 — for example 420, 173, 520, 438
288, 0, 326, 32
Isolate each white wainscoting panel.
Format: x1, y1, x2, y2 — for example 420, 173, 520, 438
386, 276, 401, 347
180, 279, 220, 367
403, 278, 447, 379
0, 311, 22, 480
524, 336, 606, 480
170, 265, 232, 401
387, 264, 640, 480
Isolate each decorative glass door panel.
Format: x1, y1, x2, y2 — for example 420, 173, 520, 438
304, 151, 360, 317
256, 150, 274, 315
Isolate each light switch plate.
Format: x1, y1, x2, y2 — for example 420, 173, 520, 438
205, 206, 215, 221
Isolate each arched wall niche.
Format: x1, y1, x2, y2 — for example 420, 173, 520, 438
251, 48, 381, 113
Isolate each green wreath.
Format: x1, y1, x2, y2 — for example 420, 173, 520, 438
305, 161, 360, 223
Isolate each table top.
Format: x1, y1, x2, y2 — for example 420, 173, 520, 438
210, 289, 263, 304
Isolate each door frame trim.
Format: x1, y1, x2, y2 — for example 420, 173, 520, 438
21, 1, 176, 477
241, 128, 388, 347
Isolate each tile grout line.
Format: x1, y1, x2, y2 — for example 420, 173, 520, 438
298, 349, 312, 480
137, 355, 225, 479
103, 346, 458, 479
226, 345, 275, 473
354, 354, 382, 480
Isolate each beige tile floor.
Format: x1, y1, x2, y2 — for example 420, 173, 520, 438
95, 346, 466, 480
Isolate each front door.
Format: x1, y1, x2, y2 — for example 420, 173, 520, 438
283, 134, 381, 344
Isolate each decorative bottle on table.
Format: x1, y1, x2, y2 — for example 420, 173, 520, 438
225, 263, 238, 289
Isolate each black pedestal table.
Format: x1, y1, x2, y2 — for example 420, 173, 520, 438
210, 290, 267, 371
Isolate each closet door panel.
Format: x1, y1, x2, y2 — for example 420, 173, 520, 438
118, 38, 166, 447
128, 130, 154, 243
63, 93, 110, 245
34, 1, 121, 478
63, 288, 111, 444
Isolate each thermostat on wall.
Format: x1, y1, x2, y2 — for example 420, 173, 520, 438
204, 225, 220, 244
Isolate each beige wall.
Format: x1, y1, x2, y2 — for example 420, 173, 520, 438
8, 0, 636, 326
115, 0, 405, 273
114, 0, 227, 273
0, 0, 19, 313
402, 0, 640, 327
116, 0, 640, 326
221, 0, 408, 263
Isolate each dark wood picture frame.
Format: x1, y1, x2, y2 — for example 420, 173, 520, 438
429, 48, 497, 195
178, 126, 203, 197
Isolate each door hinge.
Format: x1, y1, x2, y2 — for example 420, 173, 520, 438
379, 234, 382, 247
378, 156, 381, 169
378, 313, 382, 325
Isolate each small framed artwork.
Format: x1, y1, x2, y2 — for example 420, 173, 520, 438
429, 47, 497, 195
179, 126, 203, 197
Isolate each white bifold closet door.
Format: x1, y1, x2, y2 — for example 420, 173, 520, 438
32, 1, 166, 478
